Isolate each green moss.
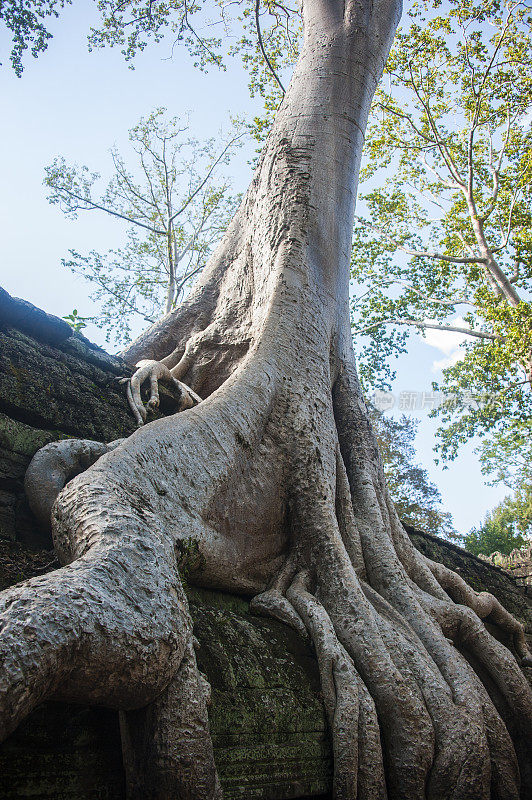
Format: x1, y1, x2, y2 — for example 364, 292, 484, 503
0, 413, 70, 457
175, 537, 207, 580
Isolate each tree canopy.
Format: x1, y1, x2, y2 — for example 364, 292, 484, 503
0, 0, 71, 76
370, 407, 456, 537
1, 0, 300, 126
463, 485, 532, 555
350, 0, 532, 489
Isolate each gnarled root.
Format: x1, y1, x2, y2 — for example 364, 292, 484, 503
1, 466, 219, 799
328, 360, 531, 797
24, 438, 123, 530
423, 556, 532, 667
120, 637, 222, 800
247, 370, 531, 799
126, 359, 202, 426
5, 339, 532, 800
287, 571, 385, 800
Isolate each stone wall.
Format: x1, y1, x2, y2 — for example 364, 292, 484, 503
0, 286, 530, 799
480, 544, 532, 589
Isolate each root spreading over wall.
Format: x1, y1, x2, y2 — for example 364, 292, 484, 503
1, 0, 531, 798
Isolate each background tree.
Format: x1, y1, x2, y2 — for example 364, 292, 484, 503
370, 407, 456, 537
350, 0, 532, 491
45, 109, 243, 345
463, 485, 532, 556
2, 1, 532, 798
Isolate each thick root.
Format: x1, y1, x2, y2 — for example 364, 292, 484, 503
250, 588, 308, 641
120, 638, 222, 800
24, 438, 122, 530
0, 546, 186, 741
286, 571, 386, 800
332, 358, 531, 782
420, 590, 532, 738
2, 462, 223, 797
424, 556, 532, 666
288, 411, 526, 799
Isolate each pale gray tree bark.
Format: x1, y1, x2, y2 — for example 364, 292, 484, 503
2, 0, 532, 798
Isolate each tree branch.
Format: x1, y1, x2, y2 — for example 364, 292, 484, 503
492, 179, 528, 253
408, 61, 465, 188
54, 187, 166, 235
111, 149, 159, 211
480, 109, 511, 223
354, 317, 498, 341
255, 0, 286, 95
389, 278, 474, 307
354, 217, 486, 264
168, 133, 244, 224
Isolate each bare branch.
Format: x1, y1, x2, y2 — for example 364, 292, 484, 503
419, 154, 462, 191
408, 61, 465, 188
389, 278, 474, 307
354, 317, 499, 341
168, 132, 244, 224
491, 186, 522, 253
73, 267, 157, 325
480, 108, 512, 224
354, 217, 486, 264
374, 101, 437, 145
54, 186, 166, 235
255, 0, 286, 95
189, 4, 220, 63
111, 149, 159, 211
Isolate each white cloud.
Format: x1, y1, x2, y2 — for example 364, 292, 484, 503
418, 317, 468, 372
432, 350, 465, 371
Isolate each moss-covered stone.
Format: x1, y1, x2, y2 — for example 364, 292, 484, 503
0, 297, 181, 548
191, 591, 332, 799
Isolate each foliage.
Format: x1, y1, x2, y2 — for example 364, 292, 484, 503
462, 485, 532, 555
87, 0, 300, 140
370, 406, 456, 538
477, 420, 532, 489
45, 109, 242, 345
350, 0, 532, 488
0, 0, 71, 76
62, 308, 89, 332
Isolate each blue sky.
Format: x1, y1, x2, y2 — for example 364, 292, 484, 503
0, 2, 508, 533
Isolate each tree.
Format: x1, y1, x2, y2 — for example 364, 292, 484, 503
2, 2, 532, 799
45, 109, 242, 345
371, 407, 456, 538
350, 0, 532, 488
478, 420, 532, 490
464, 486, 532, 556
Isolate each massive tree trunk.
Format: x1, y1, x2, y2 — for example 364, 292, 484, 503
2, 1, 532, 798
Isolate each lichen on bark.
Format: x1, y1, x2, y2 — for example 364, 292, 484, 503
1, 0, 532, 798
